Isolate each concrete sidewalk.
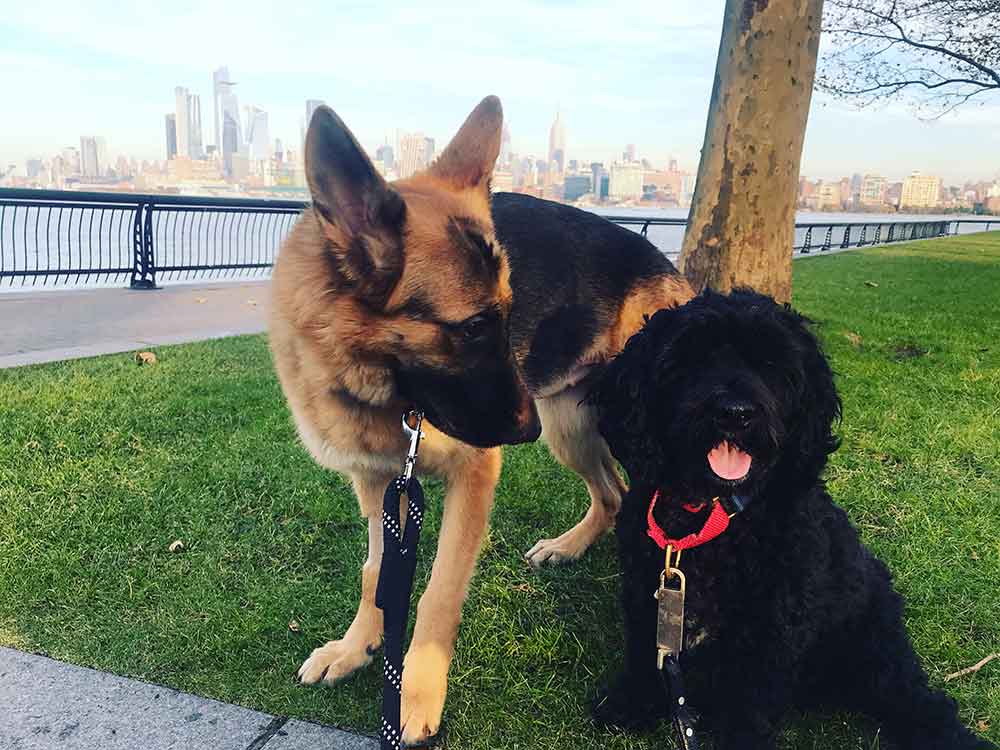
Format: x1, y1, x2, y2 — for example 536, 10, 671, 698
0, 647, 376, 750
0, 281, 271, 369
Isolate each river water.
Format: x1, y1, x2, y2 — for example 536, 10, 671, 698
0, 200, 992, 292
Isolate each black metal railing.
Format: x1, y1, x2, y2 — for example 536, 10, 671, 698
601, 214, 994, 257
0, 189, 301, 289
0, 188, 996, 289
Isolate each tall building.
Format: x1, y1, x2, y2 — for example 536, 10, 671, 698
212, 67, 230, 151
900, 172, 942, 208
26, 159, 44, 179
548, 110, 566, 174
817, 181, 842, 210
624, 144, 637, 162
61, 147, 81, 175
174, 86, 204, 159
590, 162, 605, 199
211, 68, 243, 174
423, 137, 436, 167
245, 106, 271, 163
563, 174, 591, 202
398, 132, 431, 178
79, 136, 107, 177
859, 174, 887, 206
608, 161, 643, 200
850, 172, 864, 204
499, 124, 511, 168
305, 99, 326, 125
375, 143, 395, 173
164, 114, 177, 160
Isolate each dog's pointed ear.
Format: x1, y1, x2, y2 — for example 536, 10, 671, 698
306, 105, 406, 305
428, 95, 502, 196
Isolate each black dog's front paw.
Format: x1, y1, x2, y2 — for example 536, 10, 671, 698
591, 670, 666, 732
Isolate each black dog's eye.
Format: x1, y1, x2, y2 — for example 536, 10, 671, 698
461, 315, 492, 342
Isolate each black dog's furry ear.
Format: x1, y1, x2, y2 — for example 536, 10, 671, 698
774, 301, 843, 478
590, 308, 676, 486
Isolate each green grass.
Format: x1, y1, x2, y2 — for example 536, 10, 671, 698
2, 233, 999, 749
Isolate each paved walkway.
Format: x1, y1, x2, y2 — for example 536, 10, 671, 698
0, 647, 376, 750
0, 248, 855, 371
0, 281, 271, 369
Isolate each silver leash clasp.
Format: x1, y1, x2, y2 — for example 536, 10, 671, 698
401, 410, 424, 484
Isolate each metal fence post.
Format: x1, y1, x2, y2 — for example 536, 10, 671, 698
130, 200, 157, 289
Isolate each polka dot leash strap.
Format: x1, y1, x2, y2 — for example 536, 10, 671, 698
375, 412, 427, 750
660, 654, 700, 750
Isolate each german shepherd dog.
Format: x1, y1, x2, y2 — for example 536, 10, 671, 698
269, 96, 692, 743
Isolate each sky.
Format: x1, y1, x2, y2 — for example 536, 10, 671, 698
2, 0, 998, 185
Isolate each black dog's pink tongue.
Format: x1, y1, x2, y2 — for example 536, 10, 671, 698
708, 441, 752, 480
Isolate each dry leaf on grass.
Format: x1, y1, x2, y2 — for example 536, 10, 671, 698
134, 351, 157, 365
944, 653, 999, 682
288, 619, 301, 633
978, 719, 990, 732
168, 539, 185, 553
844, 332, 863, 348
865, 280, 879, 288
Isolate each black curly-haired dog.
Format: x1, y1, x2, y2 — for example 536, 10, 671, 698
590, 289, 994, 750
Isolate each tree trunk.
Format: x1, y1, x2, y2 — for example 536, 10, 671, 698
680, 0, 824, 303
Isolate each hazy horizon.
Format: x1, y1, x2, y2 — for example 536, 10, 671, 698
3, 0, 999, 184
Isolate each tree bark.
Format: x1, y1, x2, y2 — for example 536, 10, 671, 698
680, 0, 824, 303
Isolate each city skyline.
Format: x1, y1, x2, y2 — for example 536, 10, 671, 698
2, 1, 999, 185
9, 89, 999, 215
7, 83, 996, 196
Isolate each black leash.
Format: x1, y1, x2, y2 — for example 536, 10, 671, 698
375, 411, 426, 750
659, 655, 700, 750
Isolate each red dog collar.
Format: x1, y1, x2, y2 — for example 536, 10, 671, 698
646, 490, 732, 551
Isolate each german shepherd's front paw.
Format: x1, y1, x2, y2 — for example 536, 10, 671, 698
525, 514, 609, 567
591, 670, 666, 732
297, 637, 380, 685
401, 642, 450, 745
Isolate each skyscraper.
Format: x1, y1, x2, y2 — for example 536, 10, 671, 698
61, 147, 80, 175
499, 124, 511, 167
375, 143, 395, 173
900, 172, 942, 208
608, 161, 643, 200
548, 110, 566, 174
398, 132, 431, 178
860, 174, 887, 206
174, 86, 204, 159
165, 114, 177, 160
246, 106, 271, 163
79, 136, 107, 177
208, 71, 243, 175
212, 66, 231, 151
175, 87, 190, 158
624, 144, 637, 162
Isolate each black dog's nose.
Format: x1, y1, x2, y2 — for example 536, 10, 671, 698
714, 400, 757, 432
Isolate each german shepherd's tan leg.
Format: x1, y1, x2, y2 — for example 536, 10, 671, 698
298, 473, 391, 684
525, 388, 627, 566
400, 447, 501, 744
